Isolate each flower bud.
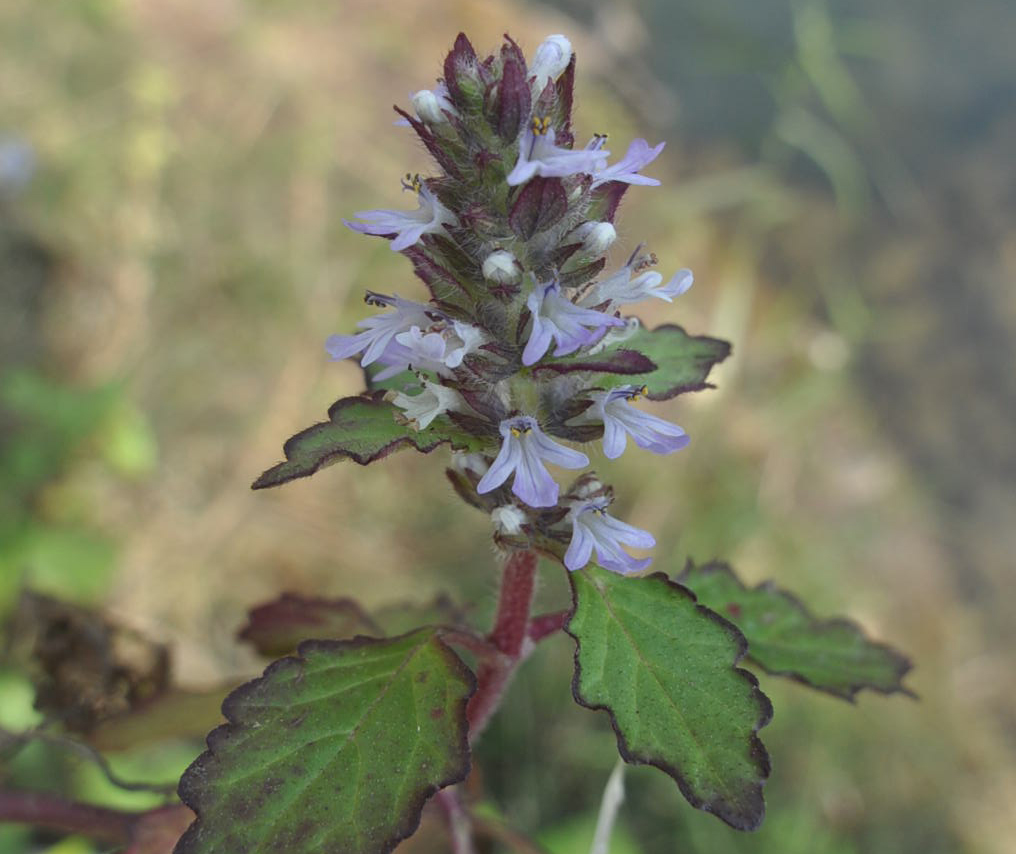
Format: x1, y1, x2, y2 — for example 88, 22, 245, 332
491, 505, 527, 535
411, 89, 449, 124
529, 34, 572, 90
482, 249, 521, 285
569, 221, 617, 254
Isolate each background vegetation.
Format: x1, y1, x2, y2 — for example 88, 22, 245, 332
1, 0, 1013, 851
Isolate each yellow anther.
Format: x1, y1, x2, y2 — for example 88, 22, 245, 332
401, 172, 423, 193
633, 252, 658, 274
531, 115, 551, 136
510, 427, 522, 437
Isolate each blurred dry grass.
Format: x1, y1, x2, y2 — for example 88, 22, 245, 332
2, 0, 1015, 852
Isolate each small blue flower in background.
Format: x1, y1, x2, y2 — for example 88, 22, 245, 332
564, 498, 656, 573
477, 416, 589, 508
0, 137, 35, 194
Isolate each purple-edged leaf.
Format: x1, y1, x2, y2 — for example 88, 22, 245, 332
496, 58, 530, 141
585, 180, 629, 223
531, 348, 656, 378
238, 593, 383, 657
567, 567, 772, 831
558, 257, 606, 289
509, 177, 567, 240
444, 32, 479, 107
252, 393, 486, 490
678, 562, 914, 701
566, 323, 731, 400
402, 246, 474, 314
392, 107, 462, 179
552, 55, 576, 133
175, 630, 475, 854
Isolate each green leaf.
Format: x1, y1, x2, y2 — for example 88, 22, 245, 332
176, 629, 476, 854
567, 567, 771, 831
566, 324, 731, 400
252, 393, 486, 489
678, 561, 913, 701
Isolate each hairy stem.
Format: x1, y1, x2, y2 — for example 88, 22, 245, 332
528, 608, 570, 642
466, 549, 537, 739
436, 786, 476, 854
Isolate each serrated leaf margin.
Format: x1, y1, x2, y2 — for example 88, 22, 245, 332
174, 631, 476, 854
679, 561, 915, 702
565, 569, 773, 831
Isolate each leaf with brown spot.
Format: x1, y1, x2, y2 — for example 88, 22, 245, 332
678, 561, 914, 701
175, 630, 475, 854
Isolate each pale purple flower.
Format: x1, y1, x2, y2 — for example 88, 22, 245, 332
523, 279, 624, 366
563, 499, 656, 574
506, 123, 609, 186
582, 264, 693, 308
590, 138, 665, 188
371, 319, 487, 379
389, 380, 462, 430
325, 293, 433, 366
477, 415, 589, 508
584, 385, 689, 459
344, 183, 457, 251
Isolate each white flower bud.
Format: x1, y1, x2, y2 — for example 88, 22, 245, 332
569, 221, 617, 254
529, 34, 572, 90
482, 249, 521, 285
491, 505, 527, 536
411, 89, 448, 124
452, 452, 488, 477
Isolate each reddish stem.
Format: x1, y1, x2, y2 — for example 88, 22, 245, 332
435, 786, 476, 854
465, 550, 537, 740
0, 790, 136, 846
489, 550, 538, 657
527, 609, 570, 642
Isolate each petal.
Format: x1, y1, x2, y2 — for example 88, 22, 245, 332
564, 519, 595, 571
659, 268, 693, 299
530, 430, 589, 469
596, 549, 653, 575
522, 316, 554, 366
596, 513, 657, 549
325, 332, 369, 361
602, 416, 628, 459
510, 443, 559, 507
390, 223, 428, 251
477, 436, 519, 494
613, 405, 689, 455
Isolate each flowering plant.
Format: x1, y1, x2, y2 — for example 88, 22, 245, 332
165, 32, 912, 854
